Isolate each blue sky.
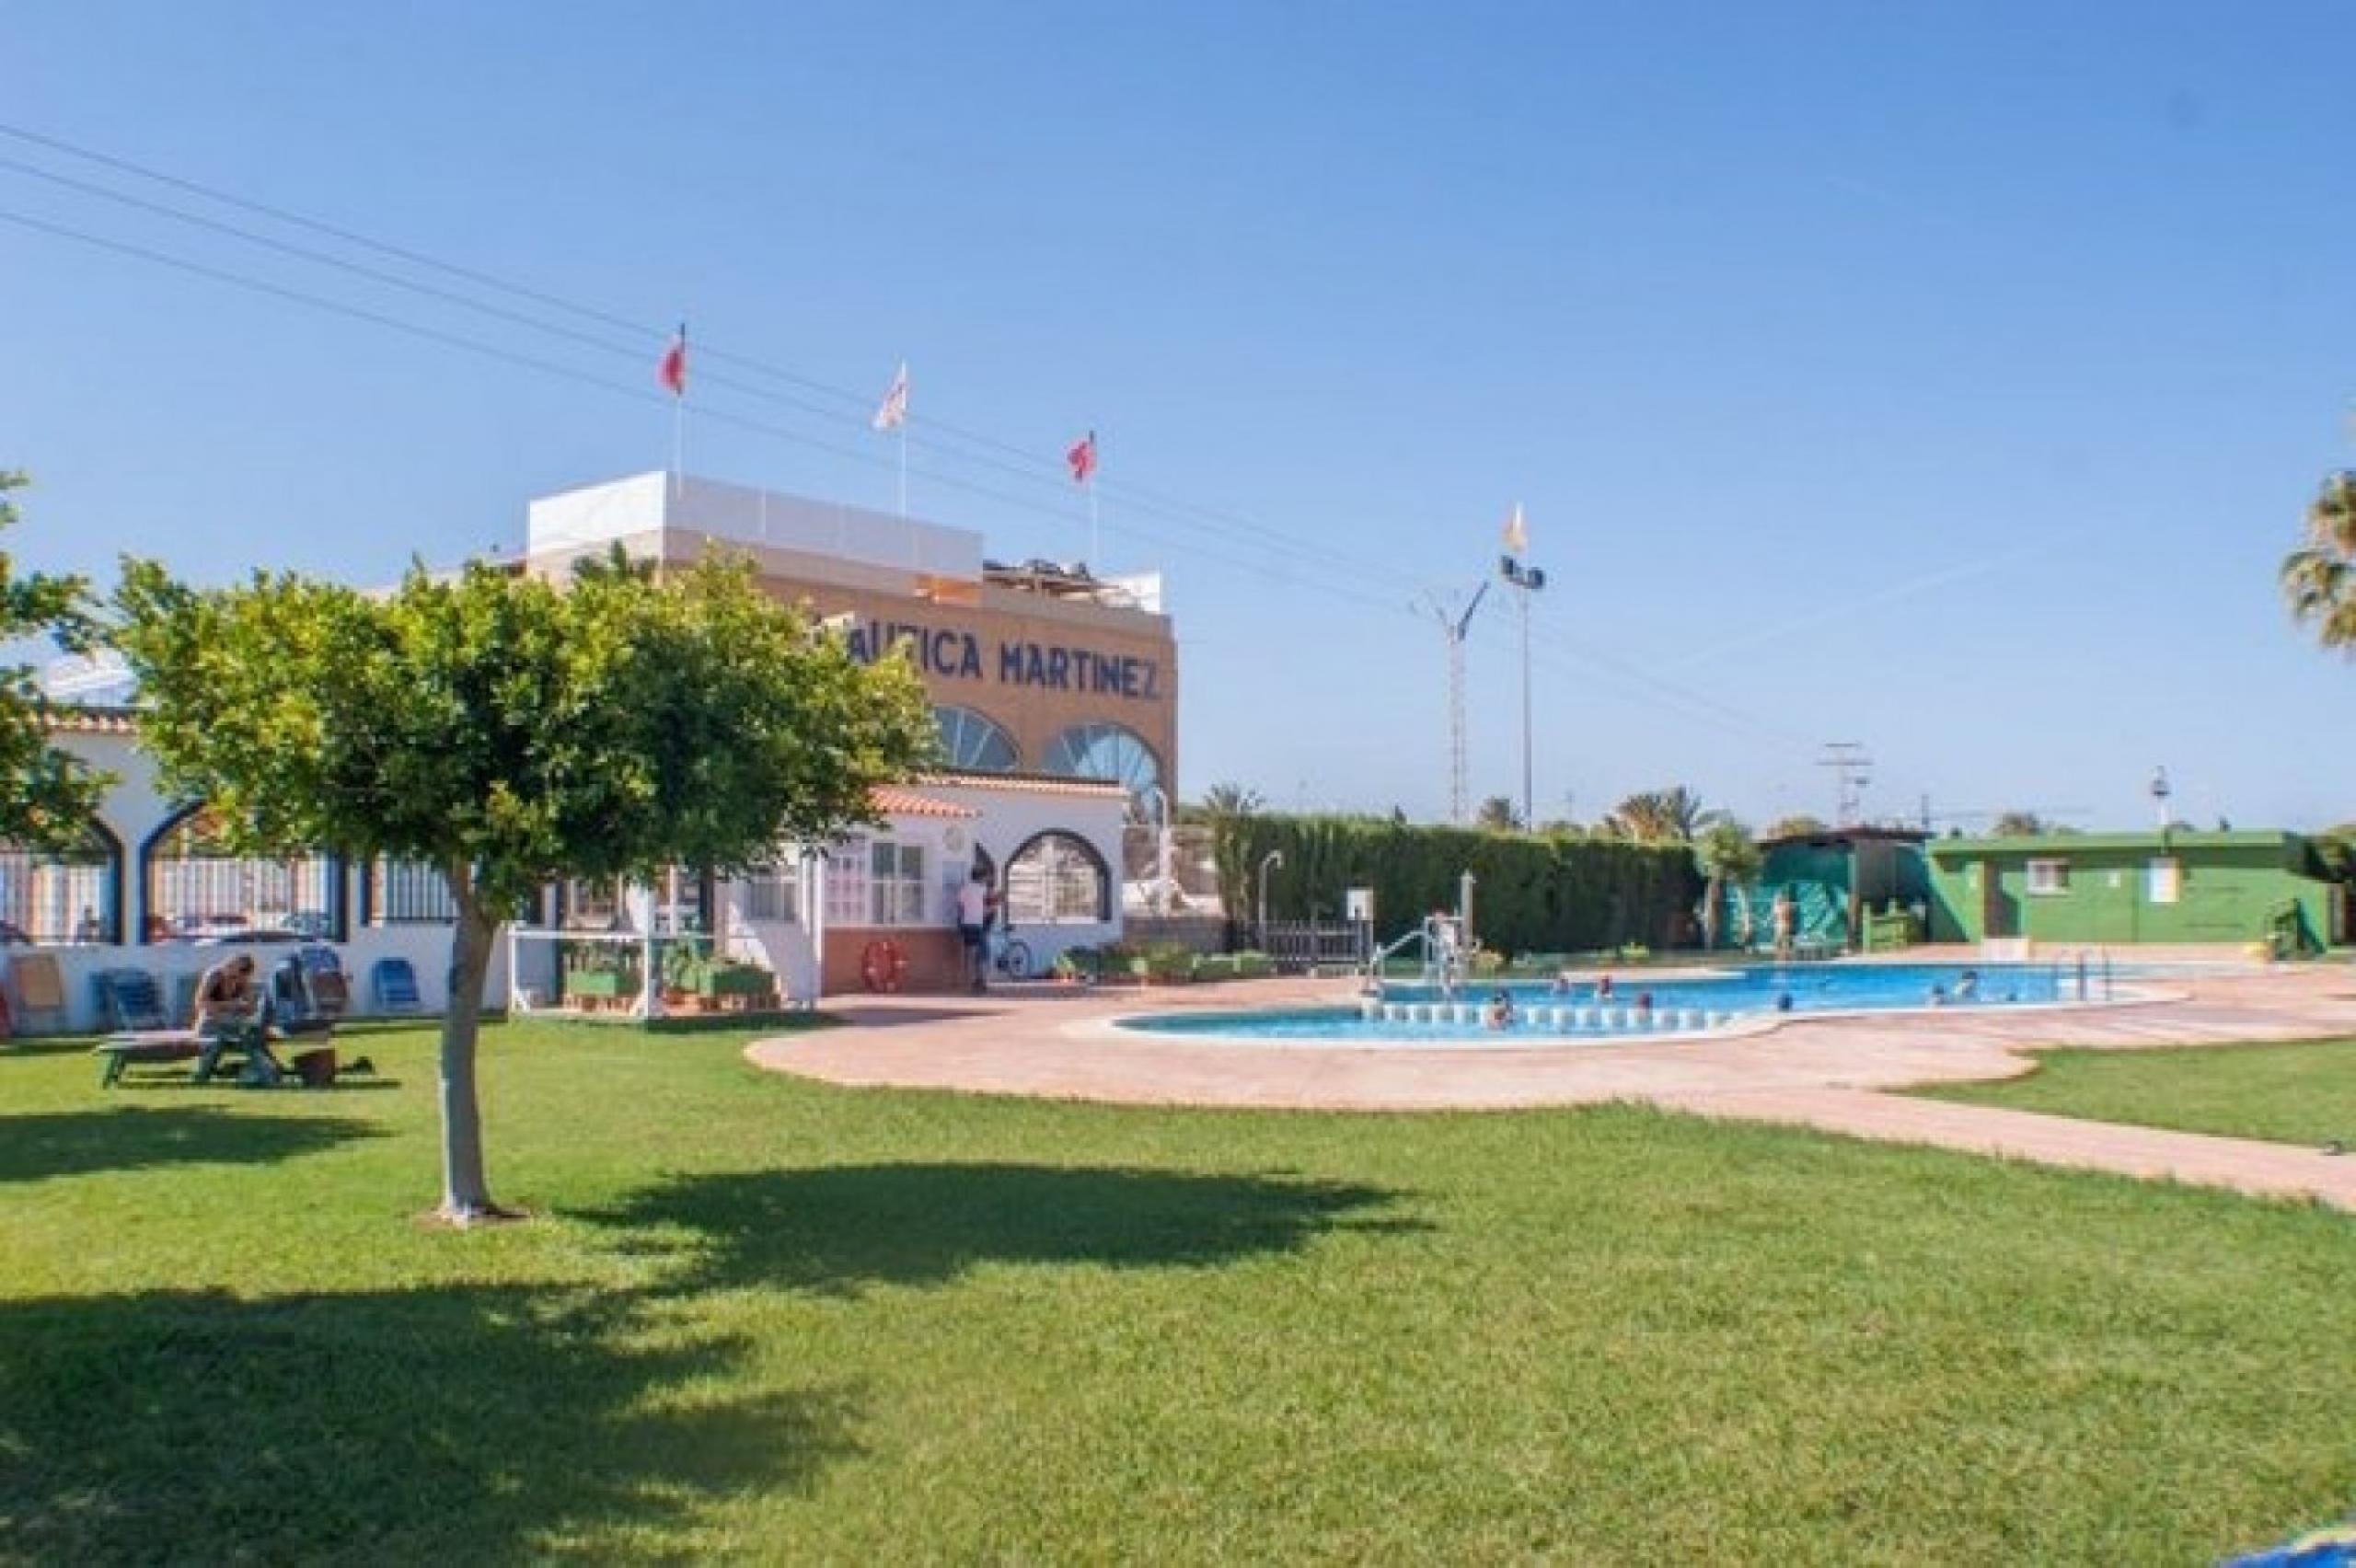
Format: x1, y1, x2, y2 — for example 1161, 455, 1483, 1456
6, 3, 2353, 830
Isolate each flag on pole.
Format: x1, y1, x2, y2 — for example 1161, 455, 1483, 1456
872, 362, 908, 432
659, 323, 688, 397
1501, 502, 1527, 555
1067, 430, 1098, 485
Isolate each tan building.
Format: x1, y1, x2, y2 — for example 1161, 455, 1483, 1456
523, 472, 1178, 803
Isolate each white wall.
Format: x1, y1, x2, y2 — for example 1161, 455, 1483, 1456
9, 925, 506, 1035
923, 779, 1129, 967
5, 727, 509, 1034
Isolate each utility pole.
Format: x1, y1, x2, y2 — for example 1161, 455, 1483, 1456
1498, 505, 1547, 833
1818, 742, 1873, 827
1417, 581, 1490, 824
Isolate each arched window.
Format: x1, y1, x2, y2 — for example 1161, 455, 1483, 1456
933, 706, 1019, 772
1004, 831, 1110, 925
0, 820, 123, 944
141, 805, 342, 942
1041, 722, 1161, 805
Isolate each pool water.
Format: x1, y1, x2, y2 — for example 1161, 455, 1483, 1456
1118, 963, 2110, 1044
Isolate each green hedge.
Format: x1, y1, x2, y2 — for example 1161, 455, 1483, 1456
1212, 815, 1702, 955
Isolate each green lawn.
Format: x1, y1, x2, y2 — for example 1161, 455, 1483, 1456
6, 1020, 2354, 1563
1918, 1036, 2356, 1148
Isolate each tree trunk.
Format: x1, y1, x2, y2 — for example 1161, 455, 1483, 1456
1700, 875, 1721, 951
436, 881, 505, 1224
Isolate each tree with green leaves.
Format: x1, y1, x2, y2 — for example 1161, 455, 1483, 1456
1760, 813, 1828, 842
1475, 795, 1523, 832
1990, 811, 2045, 837
1185, 781, 1264, 824
0, 473, 111, 848
112, 550, 933, 1224
2282, 470, 2356, 650
1692, 817, 1762, 950
1601, 787, 1717, 845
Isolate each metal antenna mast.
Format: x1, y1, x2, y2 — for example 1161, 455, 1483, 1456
1818, 741, 1873, 826
1419, 581, 1490, 824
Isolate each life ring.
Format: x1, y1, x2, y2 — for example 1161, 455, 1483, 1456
860, 939, 906, 993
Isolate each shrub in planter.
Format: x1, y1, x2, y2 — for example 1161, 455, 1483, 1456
1128, 941, 1198, 983
1232, 951, 1274, 979
1195, 953, 1239, 983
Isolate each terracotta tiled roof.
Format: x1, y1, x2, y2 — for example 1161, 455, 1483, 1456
917, 770, 1130, 798
872, 785, 982, 820
41, 704, 141, 735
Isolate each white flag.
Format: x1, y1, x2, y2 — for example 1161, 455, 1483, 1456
1501, 502, 1527, 555
872, 362, 909, 432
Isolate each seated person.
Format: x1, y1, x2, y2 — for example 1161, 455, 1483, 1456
1483, 989, 1515, 1030
193, 953, 281, 1083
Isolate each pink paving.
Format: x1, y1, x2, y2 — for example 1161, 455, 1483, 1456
747, 963, 2356, 1208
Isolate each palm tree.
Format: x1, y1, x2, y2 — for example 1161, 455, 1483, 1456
1189, 781, 1265, 823
2282, 470, 2356, 649
1693, 818, 1761, 950
1602, 787, 1717, 844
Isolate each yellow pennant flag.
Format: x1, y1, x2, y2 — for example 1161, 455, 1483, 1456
1501, 502, 1527, 555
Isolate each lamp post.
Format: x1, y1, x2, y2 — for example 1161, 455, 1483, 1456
1498, 550, 1548, 831
1256, 849, 1284, 947
2149, 766, 2173, 838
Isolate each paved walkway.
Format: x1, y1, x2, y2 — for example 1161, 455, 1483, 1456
748, 964, 2356, 1208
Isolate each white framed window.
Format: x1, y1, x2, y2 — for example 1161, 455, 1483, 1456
744, 861, 801, 923
2146, 858, 2181, 905
870, 840, 927, 926
1006, 832, 1109, 925
562, 877, 622, 930
826, 838, 871, 927
2026, 859, 2070, 897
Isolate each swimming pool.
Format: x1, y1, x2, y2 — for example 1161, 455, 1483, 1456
1116, 962, 2119, 1044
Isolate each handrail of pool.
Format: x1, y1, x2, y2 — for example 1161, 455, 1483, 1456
1365, 924, 1447, 1000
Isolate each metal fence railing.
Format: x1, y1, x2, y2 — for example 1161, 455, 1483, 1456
1256, 918, 1372, 974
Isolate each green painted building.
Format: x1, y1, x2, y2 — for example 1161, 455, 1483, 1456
1709, 827, 1931, 952
1923, 831, 2350, 951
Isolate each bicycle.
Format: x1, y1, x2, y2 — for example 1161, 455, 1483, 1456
987, 924, 1034, 981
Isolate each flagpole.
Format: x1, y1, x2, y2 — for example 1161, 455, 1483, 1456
1088, 478, 1100, 569
896, 421, 908, 519
671, 394, 685, 502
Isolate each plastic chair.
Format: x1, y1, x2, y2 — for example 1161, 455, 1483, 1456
97, 968, 170, 1032
370, 957, 422, 1015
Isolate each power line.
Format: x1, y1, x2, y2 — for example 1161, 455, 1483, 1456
0, 149, 1841, 755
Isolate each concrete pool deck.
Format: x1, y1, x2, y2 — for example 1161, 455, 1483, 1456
746, 963, 2356, 1208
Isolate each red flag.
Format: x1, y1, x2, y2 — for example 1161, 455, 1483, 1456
659, 324, 687, 397
1067, 430, 1097, 485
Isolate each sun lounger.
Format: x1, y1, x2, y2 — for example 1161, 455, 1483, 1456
10, 952, 68, 1033
95, 968, 171, 1032
91, 1029, 207, 1088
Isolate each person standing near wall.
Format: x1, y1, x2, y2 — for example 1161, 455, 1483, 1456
956, 868, 991, 994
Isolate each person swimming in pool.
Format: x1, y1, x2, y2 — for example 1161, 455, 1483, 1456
1955, 968, 1981, 1002
1594, 973, 1615, 1001
1484, 989, 1515, 1030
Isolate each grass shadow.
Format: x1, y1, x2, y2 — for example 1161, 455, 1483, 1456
587, 1162, 1420, 1295
0, 1106, 386, 1184
0, 1285, 860, 1562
